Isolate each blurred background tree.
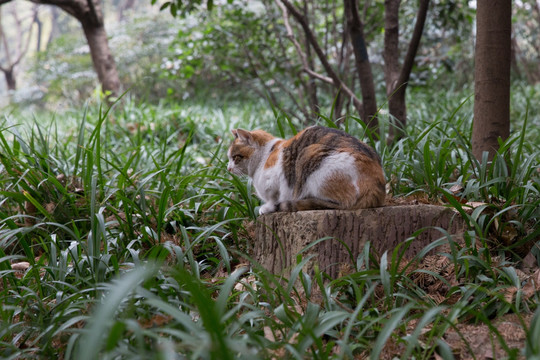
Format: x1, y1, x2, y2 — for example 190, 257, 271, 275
0, 4, 38, 91
0, 0, 121, 98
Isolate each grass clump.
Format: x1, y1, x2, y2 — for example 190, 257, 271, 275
1, 88, 539, 359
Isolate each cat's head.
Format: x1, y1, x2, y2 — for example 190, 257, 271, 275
227, 129, 275, 176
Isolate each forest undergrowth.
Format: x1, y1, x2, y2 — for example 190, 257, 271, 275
1, 86, 540, 359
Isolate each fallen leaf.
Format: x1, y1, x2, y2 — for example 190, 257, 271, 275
503, 287, 517, 303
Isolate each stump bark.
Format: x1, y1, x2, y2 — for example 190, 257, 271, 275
254, 205, 466, 278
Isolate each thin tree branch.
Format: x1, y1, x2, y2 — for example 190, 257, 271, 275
11, 6, 37, 68
33, 6, 42, 51
26, 0, 87, 21
301, 0, 319, 118
275, 0, 308, 69
275, 0, 331, 85
304, 68, 333, 84
279, 0, 363, 115
0, 9, 13, 67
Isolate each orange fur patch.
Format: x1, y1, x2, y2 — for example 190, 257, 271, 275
264, 140, 284, 168
238, 146, 255, 158
354, 156, 386, 208
280, 136, 296, 149
249, 130, 276, 146
357, 155, 386, 187
321, 173, 357, 208
231, 140, 255, 159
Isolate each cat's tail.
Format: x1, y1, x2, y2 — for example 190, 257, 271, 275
275, 198, 343, 212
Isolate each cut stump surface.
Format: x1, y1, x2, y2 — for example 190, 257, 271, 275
254, 205, 466, 278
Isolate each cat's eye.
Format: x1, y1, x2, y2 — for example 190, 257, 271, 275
233, 155, 244, 163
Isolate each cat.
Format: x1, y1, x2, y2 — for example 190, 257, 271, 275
227, 126, 386, 215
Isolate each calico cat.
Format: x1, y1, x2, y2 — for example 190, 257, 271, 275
227, 126, 385, 215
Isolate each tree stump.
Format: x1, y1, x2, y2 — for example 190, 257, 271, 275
254, 205, 466, 278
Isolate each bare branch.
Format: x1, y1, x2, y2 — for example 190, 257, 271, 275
304, 68, 333, 84
275, 0, 332, 85
0, 8, 13, 66
275, 0, 308, 68
9, 5, 37, 67
279, 0, 363, 115
26, 0, 99, 23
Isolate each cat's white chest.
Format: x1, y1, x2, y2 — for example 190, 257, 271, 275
253, 151, 292, 204
253, 164, 284, 200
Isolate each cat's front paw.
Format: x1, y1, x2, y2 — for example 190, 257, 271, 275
259, 203, 277, 215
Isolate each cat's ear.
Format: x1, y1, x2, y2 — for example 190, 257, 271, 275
232, 129, 253, 145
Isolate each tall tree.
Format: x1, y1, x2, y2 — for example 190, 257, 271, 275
344, 0, 379, 136
383, 0, 430, 144
472, 1, 511, 161
0, 0, 121, 97
46, 7, 60, 48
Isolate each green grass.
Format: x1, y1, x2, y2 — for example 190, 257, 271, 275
1, 86, 539, 359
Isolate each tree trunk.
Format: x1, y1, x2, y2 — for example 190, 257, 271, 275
46, 7, 60, 49
34, 11, 42, 51
81, 22, 121, 97
472, 1, 511, 161
383, 0, 401, 93
344, 0, 379, 136
2, 67, 16, 90
254, 205, 465, 278
384, 0, 405, 144
384, 0, 429, 145
4, 0, 123, 97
